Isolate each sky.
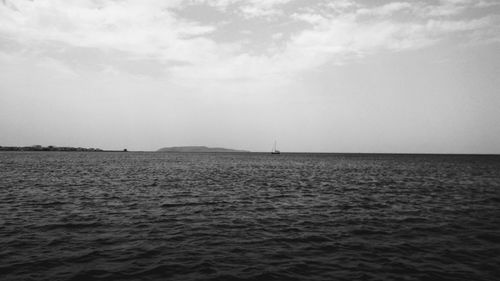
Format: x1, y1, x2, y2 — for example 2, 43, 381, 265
0, 0, 499, 153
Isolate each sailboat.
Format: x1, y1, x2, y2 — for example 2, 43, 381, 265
271, 141, 280, 154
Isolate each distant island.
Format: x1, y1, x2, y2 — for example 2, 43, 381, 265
157, 146, 250, 153
0, 145, 104, 152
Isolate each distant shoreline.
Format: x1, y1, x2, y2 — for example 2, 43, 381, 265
1, 146, 498, 156
157, 146, 250, 153
0, 145, 127, 152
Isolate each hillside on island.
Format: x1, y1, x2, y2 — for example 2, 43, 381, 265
157, 146, 250, 153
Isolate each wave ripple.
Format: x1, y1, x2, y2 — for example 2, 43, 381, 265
1, 152, 499, 281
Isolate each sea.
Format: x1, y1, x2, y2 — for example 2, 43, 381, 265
0, 152, 499, 281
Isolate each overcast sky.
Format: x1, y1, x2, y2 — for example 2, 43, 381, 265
1, 0, 499, 153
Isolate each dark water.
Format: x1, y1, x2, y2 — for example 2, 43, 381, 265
1, 152, 499, 281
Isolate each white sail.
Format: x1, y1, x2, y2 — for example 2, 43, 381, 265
272, 141, 280, 154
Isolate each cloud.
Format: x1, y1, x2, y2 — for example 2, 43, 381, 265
36, 56, 79, 79
186, 0, 292, 18
416, 0, 500, 17
0, 0, 222, 63
0, 0, 498, 86
287, 0, 499, 62
357, 2, 413, 17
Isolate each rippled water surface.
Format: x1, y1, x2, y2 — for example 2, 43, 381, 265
1, 152, 499, 281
